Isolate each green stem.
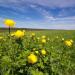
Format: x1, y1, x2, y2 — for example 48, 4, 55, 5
9, 26, 10, 34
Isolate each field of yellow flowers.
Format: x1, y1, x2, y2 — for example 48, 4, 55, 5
0, 29, 75, 75
0, 19, 75, 75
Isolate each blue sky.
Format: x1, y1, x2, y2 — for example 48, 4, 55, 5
0, 0, 75, 29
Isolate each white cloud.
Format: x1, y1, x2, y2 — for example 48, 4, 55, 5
0, 0, 75, 8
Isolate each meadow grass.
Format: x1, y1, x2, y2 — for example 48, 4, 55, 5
0, 29, 75, 75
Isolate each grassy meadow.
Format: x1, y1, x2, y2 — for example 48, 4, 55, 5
0, 29, 75, 75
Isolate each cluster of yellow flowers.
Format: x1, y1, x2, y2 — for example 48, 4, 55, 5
27, 35, 47, 64
64, 39, 73, 47
28, 49, 47, 64
41, 35, 47, 44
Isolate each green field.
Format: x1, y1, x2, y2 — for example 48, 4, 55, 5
0, 29, 75, 75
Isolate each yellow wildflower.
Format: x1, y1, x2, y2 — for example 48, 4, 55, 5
32, 48, 36, 51
62, 38, 64, 41
0, 36, 3, 39
41, 39, 46, 43
37, 37, 40, 40
41, 49, 46, 55
4, 19, 15, 27
41, 35, 46, 39
14, 30, 24, 38
23, 30, 26, 33
28, 53, 37, 64
35, 51, 39, 54
31, 32, 35, 37
65, 40, 73, 47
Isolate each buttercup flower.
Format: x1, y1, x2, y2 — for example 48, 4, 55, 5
14, 30, 24, 38
32, 48, 36, 51
41, 35, 46, 39
28, 53, 37, 64
4, 19, 15, 27
41, 39, 46, 43
64, 40, 73, 47
31, 32, 35, 37
35, 51, 39, 54
0, 36, 3, 39
62, 38, 64, 41
41, 49, 46, 55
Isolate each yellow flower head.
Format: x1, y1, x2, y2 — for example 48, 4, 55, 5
31, 32, 35, 37
4, 19, 16, 27
0, 36, 3, 39
14, 30, 24, 38
65, 40, 73, 47
41, 39, 46, 43
41, 49, 46, 55
62, 38, 64, 41
32, 48, 36, 51
28, 53, 37, 64
41, 35, 46, 39
35, 51, 39, 54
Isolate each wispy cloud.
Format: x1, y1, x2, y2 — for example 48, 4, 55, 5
0, 0, 75, 8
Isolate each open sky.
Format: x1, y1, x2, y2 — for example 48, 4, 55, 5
0, 0, 75, 29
